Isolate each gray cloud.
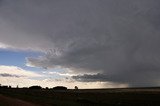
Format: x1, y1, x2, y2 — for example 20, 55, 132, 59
72, 73, 108, 82
72, 70, 160, 87
1, 0, 160, 86
0, 73, 20, 78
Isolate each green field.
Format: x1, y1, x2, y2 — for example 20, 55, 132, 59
0, 88, 160, 106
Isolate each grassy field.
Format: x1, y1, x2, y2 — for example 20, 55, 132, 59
0, 88, 160, 106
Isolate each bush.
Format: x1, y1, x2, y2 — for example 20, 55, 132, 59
53, 86, 67, 90
29, 85, 42, 89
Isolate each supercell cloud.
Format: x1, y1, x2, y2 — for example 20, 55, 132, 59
0, 0, 160, 87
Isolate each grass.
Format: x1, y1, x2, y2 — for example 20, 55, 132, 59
0, 88, 160, 106
0, 101, 10, 106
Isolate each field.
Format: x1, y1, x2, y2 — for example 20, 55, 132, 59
0, 88, 160, 106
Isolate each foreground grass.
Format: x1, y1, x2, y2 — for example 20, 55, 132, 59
0, 88, 160, 106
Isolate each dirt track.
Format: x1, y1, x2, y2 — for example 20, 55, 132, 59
0, 94, 39, 106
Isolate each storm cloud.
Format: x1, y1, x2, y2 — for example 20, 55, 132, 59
0, 0, 160, 87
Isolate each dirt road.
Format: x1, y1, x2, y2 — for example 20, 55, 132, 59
0, 94, 39, 106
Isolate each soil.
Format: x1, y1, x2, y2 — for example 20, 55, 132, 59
0, 94, 39, 106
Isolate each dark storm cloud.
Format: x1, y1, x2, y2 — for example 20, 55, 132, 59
0, 0, 160, 86
72, 73, 108, 82
72, 70, 160, 87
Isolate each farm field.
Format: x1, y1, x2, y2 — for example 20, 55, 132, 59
0, 94, 39, 106
0, 88, 160, 106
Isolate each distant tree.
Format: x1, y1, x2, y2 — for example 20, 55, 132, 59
1, 86, 8, 89
9, 85, 12, 88
29, 85, 42, 89
45, 87, 49, 90
75, 86, 78, 90
53, 86, 67, 90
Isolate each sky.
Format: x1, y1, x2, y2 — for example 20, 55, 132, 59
0, 0, 160, 89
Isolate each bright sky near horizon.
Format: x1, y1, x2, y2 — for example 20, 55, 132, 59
0, 0, 160, 88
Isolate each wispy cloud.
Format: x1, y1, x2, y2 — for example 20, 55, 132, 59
0, 73, 20, 78
0, 42, 10, 49
0, 65, 42, 78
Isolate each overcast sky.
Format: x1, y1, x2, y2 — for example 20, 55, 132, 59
0, 0, 160, 88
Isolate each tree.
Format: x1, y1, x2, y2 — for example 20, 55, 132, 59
53, 86, 67, 90
75, 86, 78, 90
29, 85, 42, 89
